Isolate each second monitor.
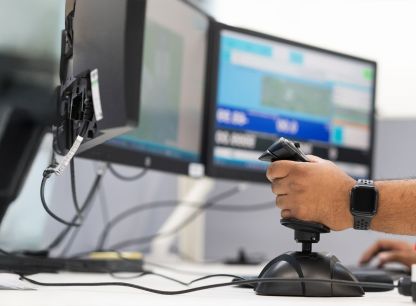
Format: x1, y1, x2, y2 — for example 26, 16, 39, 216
203, 23, 377, 183
81, 0, 210, 177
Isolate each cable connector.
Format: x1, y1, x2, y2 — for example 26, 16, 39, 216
95, 162, 108, 176
397, 264, 416, 302
398, 276, 412, 297
44, 135, 84, 178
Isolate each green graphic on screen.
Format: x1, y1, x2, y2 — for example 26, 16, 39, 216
127, 20, 184, 146
261, 76, 332, 118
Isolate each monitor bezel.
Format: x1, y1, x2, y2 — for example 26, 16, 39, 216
55, 0, 147, 155
202, 22, 377, 183
79, 0, 214, 177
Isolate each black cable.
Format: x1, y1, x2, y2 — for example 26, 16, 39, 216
96, 197, 272, 250
40, 176, 81, 227
60, 161, 147, 257
144, 260, 209, 276
109, 271, 148, 280
110, 271, 189, 286
98, 185, 110, 227
68, 187, 242, 258
70, 159, 83, 222
0, 248, 11, 256
19, 275, 397, 295
2, 247, 211, 286
78, 120, 90, 138
188, 274, 245, 285
108, 164, 148, 181
110, 271, 243, 287
1, 247, 193, 287
97, 200, 272, 250
39, 121, 91, 228
46, 172, 104, 251
59, 187, 99, 257
106, 186, 242, 251
59, 225, 82, 258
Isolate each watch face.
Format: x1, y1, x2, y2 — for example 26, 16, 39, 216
351, 186, 377, 214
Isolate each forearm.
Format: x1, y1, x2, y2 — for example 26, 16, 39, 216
371, 180, 416, 235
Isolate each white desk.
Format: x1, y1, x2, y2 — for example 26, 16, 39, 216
1, 261, 412, 306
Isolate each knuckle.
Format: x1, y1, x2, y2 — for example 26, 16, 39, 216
296, 162, 310, 174
288, 180, 304, 193
275, 195, 286, 208
271, 180, 280, 195
377, 239, 386, 246
266, 163, 278, 181
266, 167, 273, 182
271, 178, 287, 195
281, 209, 291, 219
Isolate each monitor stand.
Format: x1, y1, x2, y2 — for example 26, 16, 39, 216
149, 177, 215, 262
255, 218, 364, 297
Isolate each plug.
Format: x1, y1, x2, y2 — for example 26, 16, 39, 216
397, 264, 416, 302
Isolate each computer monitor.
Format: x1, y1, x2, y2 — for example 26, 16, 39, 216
203, 23, 377, 182
0, 53, 55, 224
81, 0, 210, 177
54, 0, 146, 155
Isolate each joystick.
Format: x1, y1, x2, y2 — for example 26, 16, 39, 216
256, 138, 364, 297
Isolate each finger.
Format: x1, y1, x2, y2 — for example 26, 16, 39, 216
281, 209, 292, 219
305, 155, 323, 163
377, 251, 410, 268
275, 194, 290, 210
359, 243, 382, 265
359, 240, 399, 265
271, 178, 288, 196
266, 160, 297, 182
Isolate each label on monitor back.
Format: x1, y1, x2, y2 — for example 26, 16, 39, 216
54, 136, 84, 176
90, 69, 103, 121
189, 163, 205, 178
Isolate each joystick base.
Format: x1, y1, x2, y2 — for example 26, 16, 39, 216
255, 251, 364, 297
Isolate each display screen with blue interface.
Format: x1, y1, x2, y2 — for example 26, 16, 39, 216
107, 0, 208, 164
213, 30, 375, 178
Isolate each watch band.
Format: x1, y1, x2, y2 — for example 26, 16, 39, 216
353, 179, 374, 231
353, 215, 372, 230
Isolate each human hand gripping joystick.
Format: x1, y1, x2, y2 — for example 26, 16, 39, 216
256, 138, 364, 297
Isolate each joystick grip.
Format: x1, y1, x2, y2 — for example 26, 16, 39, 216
259, 138, 330, 252
258, 137, 309, 162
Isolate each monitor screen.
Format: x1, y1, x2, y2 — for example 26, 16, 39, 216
204, 24, 377, 182
81, 0, 209, 177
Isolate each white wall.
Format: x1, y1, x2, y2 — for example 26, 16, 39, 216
0, 0, 64, 61
201, 0, 416, 118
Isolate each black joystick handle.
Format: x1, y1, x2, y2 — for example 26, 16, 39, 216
259, 137, 330, 253
258, 137, 309, 163
281, 218, 329, 253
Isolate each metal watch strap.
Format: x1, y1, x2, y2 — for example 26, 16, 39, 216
353, 179, 374, 231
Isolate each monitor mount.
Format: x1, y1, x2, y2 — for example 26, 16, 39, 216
54, 69, 96, 156
257, 138, 364, 297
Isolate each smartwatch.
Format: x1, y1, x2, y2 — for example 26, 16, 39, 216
350, 179, 378, 230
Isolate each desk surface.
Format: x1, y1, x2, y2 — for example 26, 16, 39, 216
1, 261, 412, 306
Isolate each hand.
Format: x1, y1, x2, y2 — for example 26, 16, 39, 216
266, 155, 355, 231
359, 239, 416, 268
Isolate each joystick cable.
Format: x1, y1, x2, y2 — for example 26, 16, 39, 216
19, 274, 397, 295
